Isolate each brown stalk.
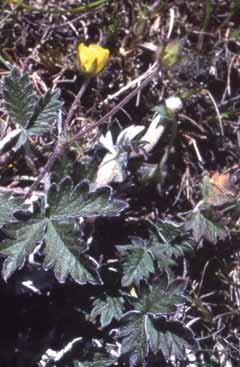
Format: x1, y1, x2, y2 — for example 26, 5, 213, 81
25, 62, 160, 199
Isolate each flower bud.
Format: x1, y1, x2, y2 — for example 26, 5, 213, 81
78, 43, 110, 75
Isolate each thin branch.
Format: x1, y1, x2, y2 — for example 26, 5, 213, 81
25, 62, 160, 199
202, 88, 224, 136
73, 62, 160, 142
0, 185, 44, 196
24, 78, 90, 199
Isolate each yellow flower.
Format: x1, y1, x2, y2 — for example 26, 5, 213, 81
78, 43, 110, 75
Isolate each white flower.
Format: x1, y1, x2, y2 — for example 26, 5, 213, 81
165, 96, 183, 112
116, 125, 145, 151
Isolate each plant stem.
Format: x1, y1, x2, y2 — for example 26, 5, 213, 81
25, 77, 91, 199
25, 62, 160, 198
72, 62, 160, 142
0, 185, 44, 197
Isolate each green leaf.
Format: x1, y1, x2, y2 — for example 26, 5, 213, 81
145, 316, 196, 360
73, 353, 116, 367
47, 177, 128, 221
148, 223, 192, 271
117, 311, 148, 367
161, 40, 182, 68
0, 220, 46, 281
132, 277, 186, 315
185, 210, 228, 244
118, 279, 194, 366
43, 220, 99, 284
28, 89, 61, 135
118, 311, 195, 366
0, 128, 22, 153
2, 68, 61, 150
15, 130, 29, 149
0, 193, 22, 227
201, 175, 212, 198
117, 237, 155, 287
3, 67, 37, 128
91, 295, 124, 327
0, 179, 127, 284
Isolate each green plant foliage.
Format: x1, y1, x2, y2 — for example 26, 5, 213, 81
148, 221, 192, 271
0, 193, 22, 227
27, 89, 61, 135
131, 277, 186, 314
185, 210, 228, 244
0, 220, 46, 281
117, 279, 195, 366
43, 220, 97, 284
145, 316, 196, 360
117, 223, 192, 287
3, 67, 37, 128
0, 177, 128, 283
160, 40, 182, 68
47, 178, 128, 220
2, 67, 61, 149
118, 311, 148, 366
73, 353, 116, 367
117, 237, 155, 287
91, 294, 125, 327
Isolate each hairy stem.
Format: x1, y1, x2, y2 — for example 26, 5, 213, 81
25, 62, 160, 198
25, 77, 90, 199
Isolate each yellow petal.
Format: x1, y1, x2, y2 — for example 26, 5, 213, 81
78, 43, 110, 75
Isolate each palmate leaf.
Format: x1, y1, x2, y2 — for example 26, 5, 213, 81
132, 277, 186, 315
117, 237, 155, 287
0, 193, 23, 227
118, 312, 195, 367
0, 220, 46, 281
3, 67, 37, 128
117, 228, 191, 287
117, 279, 195, 366
91, 295, 124, 327
0, 178, 128, 284
185, 210, 228, 244
117, 311, 148, 367
148, 229, 192, 272
2, 68, 61, 149
73, 352, 116, 367
145, 316, 196, 360
43, 221, 98, 285
47, 177, 128, 220
28, 89, 62, 135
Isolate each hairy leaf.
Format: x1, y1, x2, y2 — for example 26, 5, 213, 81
2, 68, 61, 150
28, 89, 61, 135
148, 229, 192, 271
0, 128, 22, 153
118, 278, 193, 367
74, 353, 116, 367
43, 221, 99, 284
185, 210, 228, 244
0, 193, 22, 227
117, 311, 148, 367
47, 177, 128, 220
145, 316, 196, 360
3, 67, 37, 128
117, 237, 155, 287
132, 278, 186, 315
0, 220, 46, 281
91, 295, 124, 327
0, 176, 127, 285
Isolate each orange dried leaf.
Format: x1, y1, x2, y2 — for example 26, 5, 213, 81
210, 172, 233, 195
